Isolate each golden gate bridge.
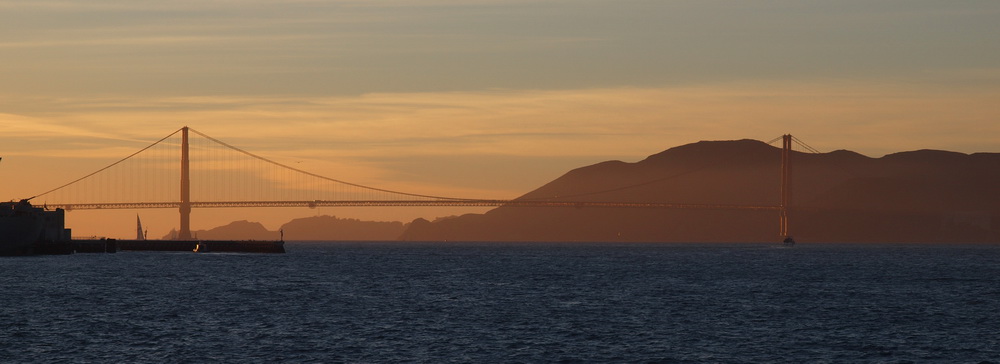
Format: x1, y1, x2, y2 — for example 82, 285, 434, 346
28, 127, 809, 241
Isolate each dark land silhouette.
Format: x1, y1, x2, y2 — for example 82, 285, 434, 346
187, 139, 1000, 243
401, 139, 1000, 243
165, 220, 274, 240
164, 216, 405, 241
280, 215, 405, 241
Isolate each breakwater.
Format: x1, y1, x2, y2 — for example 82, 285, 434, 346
73, 239, 285, 254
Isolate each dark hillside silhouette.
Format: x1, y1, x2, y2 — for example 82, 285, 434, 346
280, 215, 405, 241
401, 139, 1000, 243
167, 216, 406, 241
163, 220, 274, 240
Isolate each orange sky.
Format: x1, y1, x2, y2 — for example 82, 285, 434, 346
2, 1, 999, 238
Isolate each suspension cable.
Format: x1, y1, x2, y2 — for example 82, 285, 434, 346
791, 136, 822, 154
187, 128, 479, 201
765, 135, 784, 145
29, 127, 184, 200
32, 129, 825, 205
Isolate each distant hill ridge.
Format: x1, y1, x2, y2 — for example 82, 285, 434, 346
182, 139, 1000, 243
401, 139, 1000, 243
164, 215, 405, 241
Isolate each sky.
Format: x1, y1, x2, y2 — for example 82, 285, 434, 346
2, 0, 999, 238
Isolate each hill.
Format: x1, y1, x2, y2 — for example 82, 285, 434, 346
400, 139, 1000, 243
163, 220, 276, 240
163, 216, 406, 241
280, 215, 405, 241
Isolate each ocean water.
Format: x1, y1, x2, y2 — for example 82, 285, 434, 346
2, 242, 999, 363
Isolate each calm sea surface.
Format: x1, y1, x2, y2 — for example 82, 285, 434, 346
2, 242, 999, 363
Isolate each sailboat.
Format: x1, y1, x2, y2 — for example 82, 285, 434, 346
136, 215, 146, 240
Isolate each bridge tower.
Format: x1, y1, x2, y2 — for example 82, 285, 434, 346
178, 126, 193, 240
780, 134, 793, 243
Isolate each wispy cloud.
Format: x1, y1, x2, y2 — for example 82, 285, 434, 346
0, 35, 253, 49
0, 113, 132, 142
5, 81, 999, 161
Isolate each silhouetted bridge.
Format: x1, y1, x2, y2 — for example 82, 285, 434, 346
55, 200, 783, 210
29, 127, 806, 240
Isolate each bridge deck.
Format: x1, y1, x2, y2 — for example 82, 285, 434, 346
48, 200, 782, 211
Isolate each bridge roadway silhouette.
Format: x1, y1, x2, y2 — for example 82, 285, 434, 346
52, 200, 783, 211
32, 127, 801, 240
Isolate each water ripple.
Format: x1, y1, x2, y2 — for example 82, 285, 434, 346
1, 242, 999, 362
